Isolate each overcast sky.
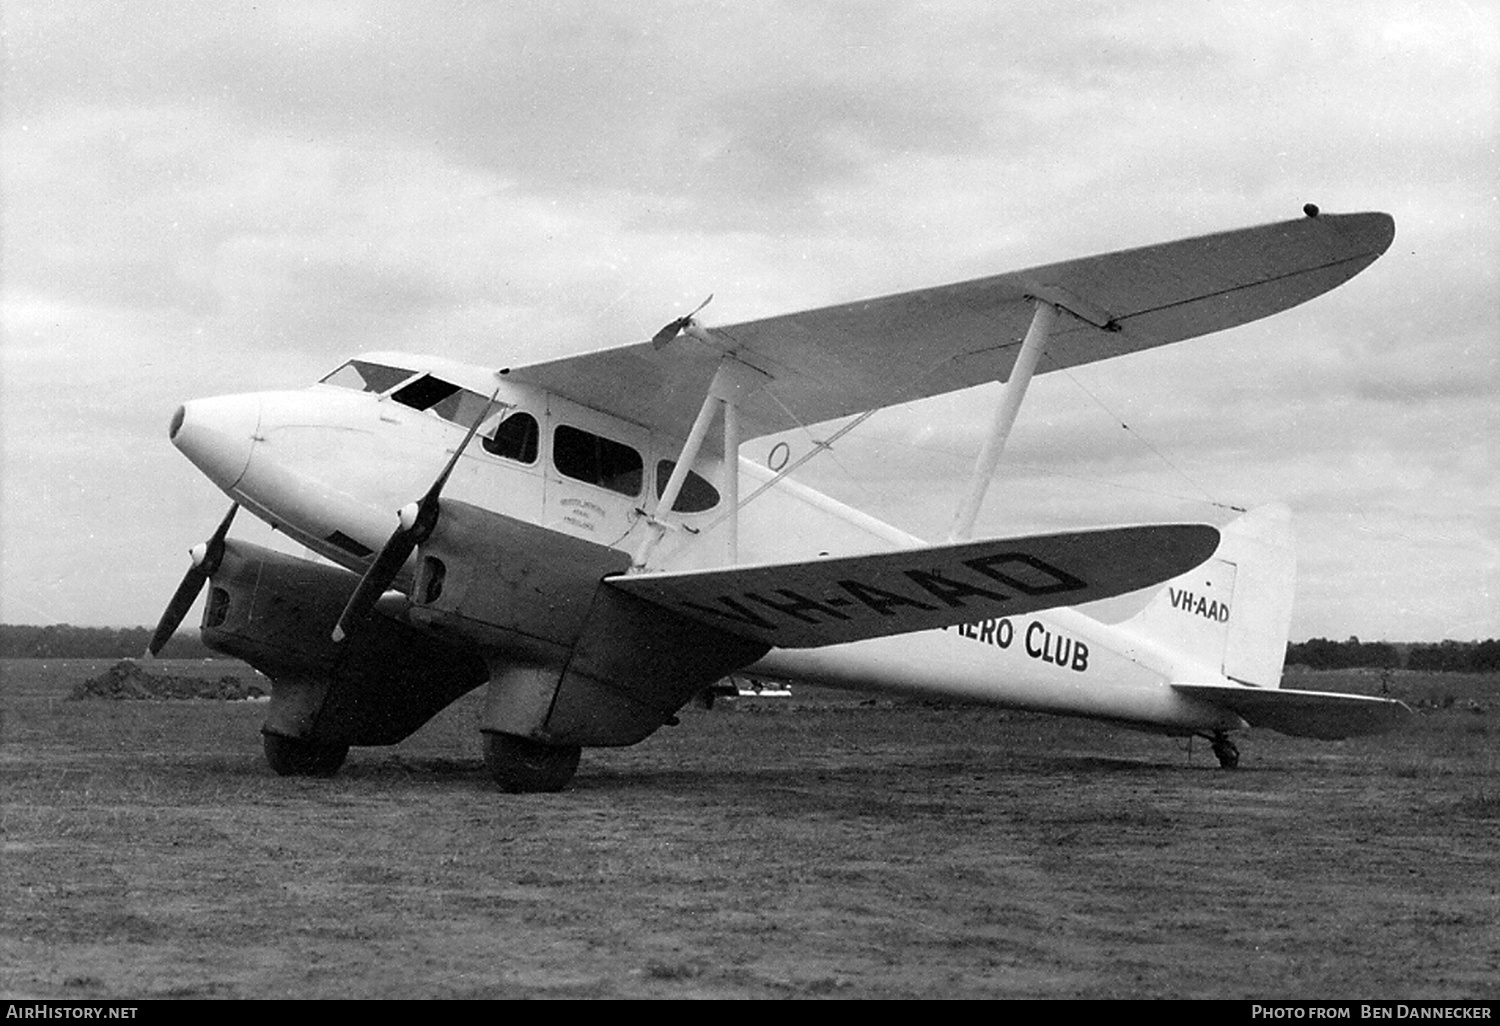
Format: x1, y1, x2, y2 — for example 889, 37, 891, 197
2, 1, 1496, 641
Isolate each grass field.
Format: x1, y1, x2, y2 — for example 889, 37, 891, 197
3, 659, 1498, 999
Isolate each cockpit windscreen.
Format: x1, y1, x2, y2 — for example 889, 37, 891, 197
320, 360, 415, 394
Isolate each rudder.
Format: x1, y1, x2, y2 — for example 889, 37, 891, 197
1122, 504, 1295, 688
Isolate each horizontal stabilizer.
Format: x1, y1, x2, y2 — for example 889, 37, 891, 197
1173, 682, 1412, 739
609, 524, 1219, 648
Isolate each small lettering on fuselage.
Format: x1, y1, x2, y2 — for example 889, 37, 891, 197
1168, 587, 1230, 623
559, 497, 606, 533
944, 617, 1089, 673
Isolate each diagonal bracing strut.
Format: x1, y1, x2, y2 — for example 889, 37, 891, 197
947, 299, 1058, 543
632, 354, 768, 570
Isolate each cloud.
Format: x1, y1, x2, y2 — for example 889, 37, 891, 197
2, 0, 1495, 641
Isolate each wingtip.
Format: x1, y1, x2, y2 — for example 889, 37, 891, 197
1362, 211, 1397, 254
1324, 210, 1396, 256
1190, 522, 1224, 565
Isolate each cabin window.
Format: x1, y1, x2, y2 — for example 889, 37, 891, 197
655, 460, 721, 513
320, 360, 414, 394
553, 425, 643, 496
483, 412, 539, 464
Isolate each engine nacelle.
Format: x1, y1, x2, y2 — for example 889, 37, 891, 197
409, 499, 767, 746
202, 539, 486, 746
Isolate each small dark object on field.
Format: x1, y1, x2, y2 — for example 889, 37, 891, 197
70, 659, 266, 701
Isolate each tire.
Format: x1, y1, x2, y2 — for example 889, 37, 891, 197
1210, 736, 1240, 770
482, 732, 581, 793
262, 731, 349, 777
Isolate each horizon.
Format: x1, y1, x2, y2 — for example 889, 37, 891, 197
3, 622, 1495, 649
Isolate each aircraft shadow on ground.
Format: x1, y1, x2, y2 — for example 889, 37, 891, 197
168, 745, 1224, 798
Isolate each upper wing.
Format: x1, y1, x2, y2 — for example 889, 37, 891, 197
1173, 682, 1413, 739
506, 211, 1394, 442
607, 522, 1219, 648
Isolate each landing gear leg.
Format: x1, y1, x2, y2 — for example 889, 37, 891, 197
482, 732, 581, 793
1207, 730, 1240, 769
262, 731, 349, 777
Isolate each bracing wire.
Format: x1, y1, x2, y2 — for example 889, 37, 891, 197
695, 320, 978, 536
1045, 355, 1246, 514
699, 399, 881, 538
697, 312, 1248, 542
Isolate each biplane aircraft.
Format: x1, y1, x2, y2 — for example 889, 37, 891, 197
147, 206, 1410, 791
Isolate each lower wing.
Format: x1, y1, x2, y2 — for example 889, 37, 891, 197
608, 523, 1219, 648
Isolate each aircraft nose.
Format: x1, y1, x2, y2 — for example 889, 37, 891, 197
170, 394, 261, 491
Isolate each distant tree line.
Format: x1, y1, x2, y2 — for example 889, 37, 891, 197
2, 625, 1497, 672
1402, 639, 1500, 673
0, 625, 221, 660
1286, 637, 1500, 673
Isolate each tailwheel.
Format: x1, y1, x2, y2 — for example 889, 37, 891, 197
262, 731, 349, 777
483, 732, 581, 793
1207, 730, 1240, 769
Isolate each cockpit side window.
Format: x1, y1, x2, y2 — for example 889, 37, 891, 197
430, 387, 496, 428
392, 375, 461, 411
483, 412, 539, 464
390, 375, 501, 430
320, 360, 414, 394
655, 460, 721, 513
337, 367, 500, 429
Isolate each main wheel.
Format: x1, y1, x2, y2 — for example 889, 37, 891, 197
262, 731, 349, 777
1209, 732, 1240, 770
482, 732, 581, 793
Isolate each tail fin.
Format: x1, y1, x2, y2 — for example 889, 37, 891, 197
1122, 503, 1296, 687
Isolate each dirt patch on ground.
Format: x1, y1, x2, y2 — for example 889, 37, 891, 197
69, 659, 266, 701
4, 661, 1498, 999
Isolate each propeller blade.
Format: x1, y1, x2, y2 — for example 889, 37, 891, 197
650, 294, 714, 349
146, 565, 210, 658
145, 503, 238, 658
331, 519, 419, 643
424, 384, 500, 511
332, 389, 500, 642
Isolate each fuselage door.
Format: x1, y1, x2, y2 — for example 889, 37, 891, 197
543, 393, 651, 550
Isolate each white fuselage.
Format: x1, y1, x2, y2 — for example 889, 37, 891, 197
171, 353, 1244, 737
750, 610, 1241, 735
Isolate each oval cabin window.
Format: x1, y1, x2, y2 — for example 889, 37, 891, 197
655, 460, 720, 513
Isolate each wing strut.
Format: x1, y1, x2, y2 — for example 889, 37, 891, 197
632, 354, 768, 570
948, 300, 1057, 543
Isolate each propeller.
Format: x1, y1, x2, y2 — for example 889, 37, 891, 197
331, 389, 500, 643
650, 294, 714, 349
145, 502, 239, 658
